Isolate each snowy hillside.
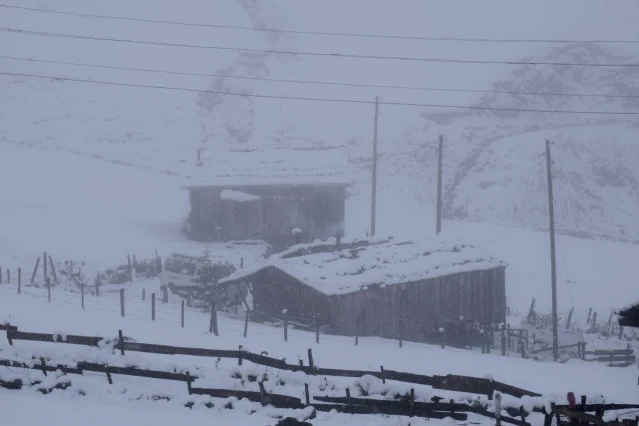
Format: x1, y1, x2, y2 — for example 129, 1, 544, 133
2, 1, 639, 242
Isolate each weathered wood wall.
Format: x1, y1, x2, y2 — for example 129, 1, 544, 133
328, 267, 506, 342
187, 184, 346, 250
250, 266, 332, 326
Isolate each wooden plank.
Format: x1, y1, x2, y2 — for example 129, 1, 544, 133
77, 362, 196, 382
313, 395, 470, 411
191, 387, 302, 407
312, 403, 468, 420
589, 356, 636, 364
8, 330, 102, 347
585, 349, 633, 356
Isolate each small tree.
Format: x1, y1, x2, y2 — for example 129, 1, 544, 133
193, 247, 236, 307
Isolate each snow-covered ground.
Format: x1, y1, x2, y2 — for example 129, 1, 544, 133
0, 280, 637, 426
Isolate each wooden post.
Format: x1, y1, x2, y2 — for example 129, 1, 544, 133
17, 267, 21, 294
566, 307, 574, 329
186, 371, 192, 395
31, 257, 40, 284
284, 312, 288, 342
501, 327, 506, 356
43, 252, 48, 280
48, 255, 58, 283
142, 288, 145, 301
380, 366, 385, 384
238, 345, 243, 366
106, 368, 113, 385
315, 319, 320, 344
587, 307, 593, 325
436, 134, 444, 234
6, 268, 10, 284
546, 140, 559, 362
152, 293, 156, 321
607, 309, 614, 334
307, 348, 314, 370
304, 383, 310, 406
619, 326, 624, 340
46, 277, 51, 302
81, 284, 85, 309
346, 388, 353, 414
95, 272, 100, 296
127, 255, 133, 283
210, 298, 218, 336
118, 329, 125, 355
181, 299, 185, 328
240, 257, 244, 269
370, 96, 379, 237
120, 288, 125, 317
243, 310, 249, 338
592, 312, 598, 331
406, 388, 414, 417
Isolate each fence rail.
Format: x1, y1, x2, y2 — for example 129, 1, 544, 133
2, 322, 638, 425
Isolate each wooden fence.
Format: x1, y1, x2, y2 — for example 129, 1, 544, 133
2, 322, 638, 425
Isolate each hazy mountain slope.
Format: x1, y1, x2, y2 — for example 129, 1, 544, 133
1, 1, 639, 242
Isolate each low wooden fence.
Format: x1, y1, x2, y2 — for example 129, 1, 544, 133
530, 342, 635, 367
2, 322, 638, 425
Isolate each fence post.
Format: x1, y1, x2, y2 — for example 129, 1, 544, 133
307, 348, 314, 370
304, 383, 310, 406
315, 319, 320, 344
81, 283, 85, 309
95, 272, 100, 296
118, 329, 125, 355
210, 298, 218, 336
6, 268, 10, 284
238, 345, 243, 366
581, 342, 587, 361
43, 252, 48, 281
501, 326, 506, 356
619, 326, 624, 340
587, 308, 593, 325
181, 299, 185, 328
142, 288, 146, 301
591, 312, 598, 331
152, 293, 156, 321
127, 255, 133, 284
283, 311, 288, 342
46, 277, 51, 302
31, 257, 40, 284
120, 288, 125, 317
243, 310, 249, 337
17, 267, 21, 294
48, 255, 58, 284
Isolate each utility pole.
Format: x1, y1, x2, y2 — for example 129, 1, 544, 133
436, 135, 444, 235
370, 96, 379, 237
545, 140, 559, 362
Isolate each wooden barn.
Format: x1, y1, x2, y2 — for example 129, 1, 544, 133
220, 238, 507, 343
182, 148, 350, 251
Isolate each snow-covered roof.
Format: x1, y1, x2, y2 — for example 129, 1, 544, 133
182, 148, 352, 189
220, 238, 505, 296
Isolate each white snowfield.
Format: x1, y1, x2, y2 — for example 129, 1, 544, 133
221, 239, 504, 295
0, 284, 636, 426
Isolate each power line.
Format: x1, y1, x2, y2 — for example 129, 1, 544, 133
3, 54, 639, 99
2, 3, 639, 44
3, 70, 639, 115
3, 27, 639, 67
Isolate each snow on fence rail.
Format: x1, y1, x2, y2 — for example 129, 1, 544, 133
2, 322, 638, 425
0, 322, 539, 399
